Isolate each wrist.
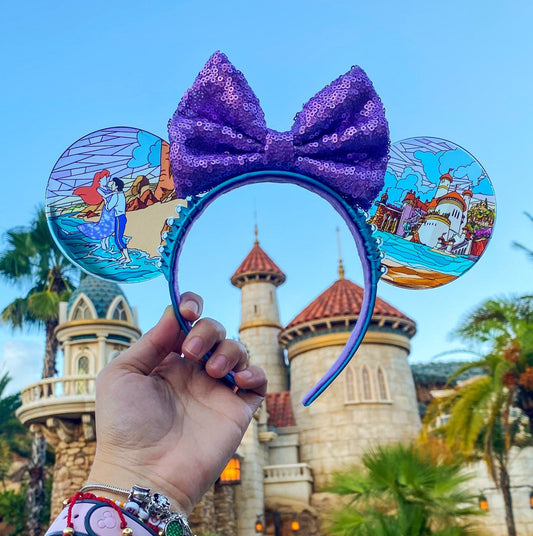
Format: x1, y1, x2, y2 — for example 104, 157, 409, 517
87, 457, 193, 515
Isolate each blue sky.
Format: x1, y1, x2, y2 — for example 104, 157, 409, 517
1, 0, 532, 395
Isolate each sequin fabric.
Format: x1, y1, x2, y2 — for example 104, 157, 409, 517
168, 51, 389, 211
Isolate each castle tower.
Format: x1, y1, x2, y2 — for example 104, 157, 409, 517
231, 228, 288, 393
58, 276, 140, 376
17, 276, 140, 517
435, 170, 453, 198
229, 230, 288, 536
463, 189, 473, 211
279, 264, 420, 491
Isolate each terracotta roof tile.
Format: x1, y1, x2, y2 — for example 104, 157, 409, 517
285, 277, 413, 329
265, 391, 296, 428
231, 244, 285, 281
438, 190, 467, 211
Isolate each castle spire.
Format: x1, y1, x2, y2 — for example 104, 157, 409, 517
254, 224, 259, 246
336, 227, 345, 280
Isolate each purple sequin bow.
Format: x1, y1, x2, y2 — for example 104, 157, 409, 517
168, 52, 389, 211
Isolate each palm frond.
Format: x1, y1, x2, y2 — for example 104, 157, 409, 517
1, 298, 39, 330
27, 291, 61, 322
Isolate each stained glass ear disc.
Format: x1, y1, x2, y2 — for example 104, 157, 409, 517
45, 127, 184, 283
368, 136, 496, 290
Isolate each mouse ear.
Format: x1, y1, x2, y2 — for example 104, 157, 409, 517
45, 126, 183, 283
367, 136, 496, 289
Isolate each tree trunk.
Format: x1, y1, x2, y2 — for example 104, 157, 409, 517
26, 432, 47, 536
42, 320, 59, 379
26, 322, 57, 535
499, 463, 517, 536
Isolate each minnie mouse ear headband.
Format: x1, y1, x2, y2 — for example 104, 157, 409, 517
46, 51, 496, 405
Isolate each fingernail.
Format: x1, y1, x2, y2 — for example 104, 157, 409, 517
210, 354, 228, 373
238, 369, 252, 379
184, 336, 203, 357
182, 300, 199, 315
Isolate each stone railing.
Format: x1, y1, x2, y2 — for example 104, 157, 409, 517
263, 463, 313, 504
263, 463, 313, 483
20, 375, 97, 405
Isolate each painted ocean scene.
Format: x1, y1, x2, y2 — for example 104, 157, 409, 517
369, 137, 496, 289
49, 214, 161, 282
46, 126, 183, 283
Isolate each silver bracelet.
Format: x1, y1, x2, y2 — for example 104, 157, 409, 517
81, 483, 193, 536
81, 483, 130, 496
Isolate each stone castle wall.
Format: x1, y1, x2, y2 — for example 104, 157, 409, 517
290, 333, 421, 489
467, 448, 533, 536
49, 425, 96, 518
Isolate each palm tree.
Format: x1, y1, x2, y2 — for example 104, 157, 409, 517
451, 296, 533, 433
423, 295, 533, 536
327, 442, 481, 536
0, 372, 32, 535
424, 371, 530, 536
0, 372, 31, 472
0, 372, 21, 488
0, 207, 78, 536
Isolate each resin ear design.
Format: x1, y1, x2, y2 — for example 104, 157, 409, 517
45, 52, 496, 405
46, 126, 180, 283
371, 136, 495, 290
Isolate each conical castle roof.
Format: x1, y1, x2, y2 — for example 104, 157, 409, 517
279, 273, 416, 347
285, 278, 412, 328
231, 241, 286, 288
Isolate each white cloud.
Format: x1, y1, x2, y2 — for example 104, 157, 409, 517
0, 339, 42, 395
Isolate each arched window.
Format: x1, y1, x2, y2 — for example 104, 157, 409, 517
72, 298, 93, 320
77, 356, 89, 375
111, 301, 128, 321
377, 366, 389, 401
344, 366, 357, 403
76, 355, 90, 394
361, 366, 372, 401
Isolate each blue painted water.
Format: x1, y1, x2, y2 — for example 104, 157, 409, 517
50, 215, 162, 283
376, 230, 475, 277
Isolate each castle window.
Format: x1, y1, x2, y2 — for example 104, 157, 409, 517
344, 365, 357, 403
77, 356, 89, 375
361, 366, 372, 401
72, 298, 93, 320
377, 366, 389, 401
111, 301, 128, 321
76, 355, 90, 394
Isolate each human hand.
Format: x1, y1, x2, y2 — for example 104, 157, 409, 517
86, 293, 267, 514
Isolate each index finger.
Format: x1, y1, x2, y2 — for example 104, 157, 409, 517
112, 305, 183, 375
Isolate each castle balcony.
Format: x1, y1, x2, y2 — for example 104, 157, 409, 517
16, 375, 97, 426
263, 463, 313, 506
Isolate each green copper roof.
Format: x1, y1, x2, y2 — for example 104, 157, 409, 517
411, 362, 485, 387
67, 275, 129, 319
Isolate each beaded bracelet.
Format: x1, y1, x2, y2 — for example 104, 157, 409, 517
45, 486, 193, 536
80, 484, 193, 536
45, 495, 150, 536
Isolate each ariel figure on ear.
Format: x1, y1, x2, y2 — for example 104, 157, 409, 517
75, 169, 116, 251
45, 52, 496, 404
